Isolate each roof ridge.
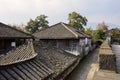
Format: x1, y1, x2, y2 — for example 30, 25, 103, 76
0, 22, 33, 38
61, 23, 78, 38
34, 22, 62, 34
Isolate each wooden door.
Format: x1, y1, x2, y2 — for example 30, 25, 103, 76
65, 40, 69, 48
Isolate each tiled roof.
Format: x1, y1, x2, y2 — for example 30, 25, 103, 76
63, 23, 91, 38
0, 42, 53, 80
106, 28, 120, 39
0, 41, 37, 66
34, 42, 78, 78
0, 22, 33, 38
34, 22, 90, 39
107, 28, 120, 34
0, 41, 78, 80
0, 59, 53, 80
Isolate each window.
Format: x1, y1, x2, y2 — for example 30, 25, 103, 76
85, 38, 88, 45
11, 42, 16, 47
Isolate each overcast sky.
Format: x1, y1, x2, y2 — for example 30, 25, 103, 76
0, 0, 120, 27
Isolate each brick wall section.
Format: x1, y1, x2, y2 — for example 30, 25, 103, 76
99, 40, 116, 71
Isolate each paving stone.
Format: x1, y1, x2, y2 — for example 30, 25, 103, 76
94, 70, 120, 80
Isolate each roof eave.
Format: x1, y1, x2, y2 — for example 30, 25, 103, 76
0, 36, 34, 39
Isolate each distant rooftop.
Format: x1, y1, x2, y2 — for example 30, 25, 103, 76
0, 22, 33, 39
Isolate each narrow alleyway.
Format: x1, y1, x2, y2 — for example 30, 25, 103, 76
65, 48, 99, 80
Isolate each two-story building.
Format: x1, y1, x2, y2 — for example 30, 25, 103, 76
106, 28, 120, 43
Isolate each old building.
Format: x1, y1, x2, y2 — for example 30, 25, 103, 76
0, 22, 79, 80
34, 22, 91, 56
106, 28, 120, 43
33, 42, 78, 80
0, 22, 34, 54
0, 22, 53, 80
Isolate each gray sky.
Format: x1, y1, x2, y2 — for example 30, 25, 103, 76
0, 0, 120, 27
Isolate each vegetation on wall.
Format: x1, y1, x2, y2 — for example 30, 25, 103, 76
85, 26, 106, 45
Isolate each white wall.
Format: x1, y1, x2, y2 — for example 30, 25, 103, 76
79, 38, 85, 46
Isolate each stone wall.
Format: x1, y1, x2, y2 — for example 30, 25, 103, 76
99, 55, 116, 70
99, 39, 116, 71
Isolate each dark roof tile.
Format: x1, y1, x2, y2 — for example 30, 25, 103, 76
0, 73, 6, 80
0, 22, 33, 39
0, 59, 53, 80
0, 41, 77, 80
0, 41, 53, 80
34, 43, 78, 77
34, 22, 90, 39
0, 42, 37, 66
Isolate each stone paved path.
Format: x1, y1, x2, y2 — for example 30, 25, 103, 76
94, 70, 120, 80
112, 44, 120, 73
94, 44, 120, 80
65, 48, 99, 80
